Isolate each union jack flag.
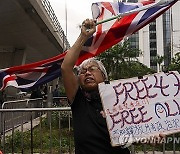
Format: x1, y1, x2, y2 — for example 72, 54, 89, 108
76, 0, 178, 65
0, 53, 66, 91
0, 0, 177, 91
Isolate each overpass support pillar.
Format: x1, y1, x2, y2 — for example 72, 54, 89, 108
0, 47, 27, 68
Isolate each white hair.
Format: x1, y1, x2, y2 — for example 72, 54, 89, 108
77, 58, 108, 80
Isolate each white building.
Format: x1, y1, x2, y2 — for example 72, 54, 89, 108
139, 0, 180, 72
115, 0, 180, 72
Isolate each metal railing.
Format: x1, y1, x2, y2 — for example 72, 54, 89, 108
0, 98, 180, 154
0, 107, 72, 154
1, 98, 44, 132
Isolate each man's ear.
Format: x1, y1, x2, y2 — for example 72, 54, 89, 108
101, 72, 106, 80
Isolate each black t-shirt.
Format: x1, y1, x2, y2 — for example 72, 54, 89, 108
71, 88, 130, 154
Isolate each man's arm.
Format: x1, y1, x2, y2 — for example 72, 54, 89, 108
61, 19, 96, 103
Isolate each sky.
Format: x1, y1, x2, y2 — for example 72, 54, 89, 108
50, 0, 113, 46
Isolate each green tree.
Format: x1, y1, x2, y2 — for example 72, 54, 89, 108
97, 41, 155, 80
168, 52, 180, 72
152, 54, 165, 72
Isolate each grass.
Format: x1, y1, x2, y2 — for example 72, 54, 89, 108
2, 111, 74, 153
2, 111, 180, 153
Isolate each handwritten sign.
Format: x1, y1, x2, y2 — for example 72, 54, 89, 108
98, 71, 180, 146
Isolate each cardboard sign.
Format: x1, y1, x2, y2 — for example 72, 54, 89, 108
98, 71, 180, 146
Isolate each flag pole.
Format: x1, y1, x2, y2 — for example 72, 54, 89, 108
95, 0, 172, 26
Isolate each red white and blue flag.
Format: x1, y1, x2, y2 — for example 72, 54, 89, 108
0, 53, 66, 91
0, 0, 178, 91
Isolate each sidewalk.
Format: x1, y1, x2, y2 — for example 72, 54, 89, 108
5, 114, 46, 137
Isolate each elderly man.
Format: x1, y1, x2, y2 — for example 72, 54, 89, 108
61, 19, 130, 154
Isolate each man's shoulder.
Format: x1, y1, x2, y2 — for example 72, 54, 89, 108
71, 87, 85, 107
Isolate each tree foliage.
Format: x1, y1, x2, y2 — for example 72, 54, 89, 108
152, 54, 166, 72
168, 52, 180, 72
97, 41, 155, 80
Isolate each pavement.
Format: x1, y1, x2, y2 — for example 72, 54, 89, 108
5, 114, 46, 137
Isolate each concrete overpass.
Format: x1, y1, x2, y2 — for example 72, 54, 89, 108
0, 0, 70, 69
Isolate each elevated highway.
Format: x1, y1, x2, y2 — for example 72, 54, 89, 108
0, 0, 70, 68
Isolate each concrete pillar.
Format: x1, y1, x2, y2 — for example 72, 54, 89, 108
12, 48, 27, 66
139, 25, 150, 67
0, 46, 27, 99
0, 46, 14, 68
0, 46, 27, 68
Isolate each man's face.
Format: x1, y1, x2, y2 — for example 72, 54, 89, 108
78, 62, 105, 91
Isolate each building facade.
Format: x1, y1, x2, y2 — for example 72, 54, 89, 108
139, 1, 180, 72
114, 0, 180, 72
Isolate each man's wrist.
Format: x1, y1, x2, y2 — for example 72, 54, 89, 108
77, 33, 88, 46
